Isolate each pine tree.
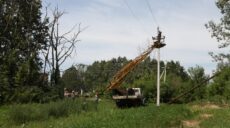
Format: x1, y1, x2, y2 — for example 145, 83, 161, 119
0, 0, 49, 103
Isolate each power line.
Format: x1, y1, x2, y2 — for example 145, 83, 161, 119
144, 0, 159, 27
122, 0, 149, 35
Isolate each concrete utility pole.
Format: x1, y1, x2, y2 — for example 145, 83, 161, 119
157, 48, 160, 106
152, 27, 165, 106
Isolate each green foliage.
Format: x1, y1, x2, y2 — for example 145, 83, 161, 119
12, 86, 43, 103
207, 95, 228, 104
62, 66, 86, 92
9, 104, 47, 124
160, 73, 187, 103
3, 100, 230, 128
85, 57, 129, 90
7, 99, 98, 125
3, 100, 196, 128
200, 108, 230, 128
135, 79, 156, 102
208, 66, 230, 100
187, 66, 208, 101
0, 0, 49, 104
45, 101, 69, 118
69, 104, 193, 128
167, 61, 189, 81
64, 56, 206, 103
206, 0, 230, 61
204, 0, 230, 104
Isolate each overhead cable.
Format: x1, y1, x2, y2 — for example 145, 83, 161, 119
123, 0, 149, 35
144, 0, 159, 27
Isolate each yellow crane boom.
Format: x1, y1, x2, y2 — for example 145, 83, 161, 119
105, 30, 165, 91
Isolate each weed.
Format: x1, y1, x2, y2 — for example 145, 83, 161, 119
7, 98, 98, 125
9, 104, 47, 124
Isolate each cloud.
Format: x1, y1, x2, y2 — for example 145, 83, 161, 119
42, 0, 221, 74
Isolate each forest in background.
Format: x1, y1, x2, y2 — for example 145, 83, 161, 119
61, 56, 230, 104
1, 0, 230, 105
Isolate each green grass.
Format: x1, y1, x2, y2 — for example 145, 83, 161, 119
0, 98, 97, 127
200, 109, 230, 128
1, 99, 230, 128
0, 105, 8, 127
190, 103, 230, 128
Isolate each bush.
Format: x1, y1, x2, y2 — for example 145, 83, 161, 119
208, 95, 228, 104
36, 86, 60, 103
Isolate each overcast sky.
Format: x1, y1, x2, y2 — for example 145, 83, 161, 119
43, 0, 222, 74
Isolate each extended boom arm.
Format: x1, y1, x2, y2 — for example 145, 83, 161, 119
105, 30, 165, 91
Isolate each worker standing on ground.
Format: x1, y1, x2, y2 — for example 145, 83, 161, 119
95, 92, 99, 111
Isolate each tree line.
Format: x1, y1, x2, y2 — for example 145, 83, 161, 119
1, 0, 230, 104
62, 57, 212, 103
62, 54, 230, 103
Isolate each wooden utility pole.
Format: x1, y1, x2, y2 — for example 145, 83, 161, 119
168, 72, 219, 104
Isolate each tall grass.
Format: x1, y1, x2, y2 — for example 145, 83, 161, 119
8, 98, 97, 124
15, 102, 195, 128
45, 101, 69, 118
9, 104, 47, 124
2, 100, 230, 128
68, 104, 195, 128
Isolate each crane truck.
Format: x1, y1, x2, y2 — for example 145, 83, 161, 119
105, 29, 166, 107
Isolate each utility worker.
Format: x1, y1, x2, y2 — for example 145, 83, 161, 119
95, 92, 99, 110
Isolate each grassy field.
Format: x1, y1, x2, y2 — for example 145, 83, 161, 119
0, 99, 229, 128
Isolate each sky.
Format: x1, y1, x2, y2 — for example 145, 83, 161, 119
42, 0, 222, 75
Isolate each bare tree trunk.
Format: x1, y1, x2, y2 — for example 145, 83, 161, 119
55, 17, 59, 85
42, 6, 86, 88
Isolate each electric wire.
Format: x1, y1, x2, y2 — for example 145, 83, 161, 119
144, 0, 159, 27
122, 0, 149, 35
144, 0, 166, 63
122, 0, 163, 62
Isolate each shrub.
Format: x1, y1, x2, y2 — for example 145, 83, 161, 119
208, 95, 228, 104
